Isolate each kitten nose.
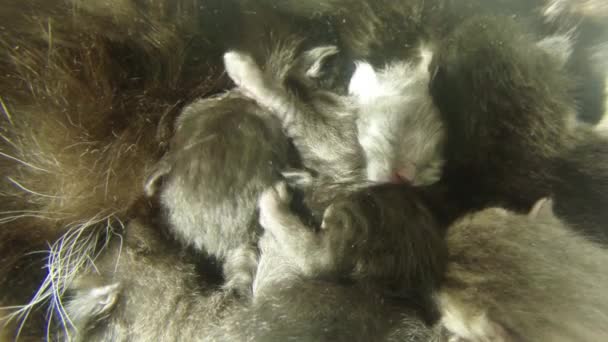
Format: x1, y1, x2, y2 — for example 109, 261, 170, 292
390, 172, 407, 183
391, 163, 417, 183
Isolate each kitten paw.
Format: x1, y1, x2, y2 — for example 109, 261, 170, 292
223, 51, 265, 93
258, 181, 291, 231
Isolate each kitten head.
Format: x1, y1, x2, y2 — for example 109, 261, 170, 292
350, 47, 445, 185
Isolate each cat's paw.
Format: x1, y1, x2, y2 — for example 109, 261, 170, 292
258, 181, 292, 231
223, 51, 265, 93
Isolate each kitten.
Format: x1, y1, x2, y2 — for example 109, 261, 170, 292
224, 44, 445, 186
57, 211, 441, 342
439, 198, 608, 341
225, 28, 578, 190
223, 43, 365, 184
254, 181, 446, 305
349, 47, 445, 185
261, 0, 608, 124
58, 216, 240, 341
144, 92, 289, 297
429, 15, 608, 242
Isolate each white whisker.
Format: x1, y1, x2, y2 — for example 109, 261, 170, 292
6, 177, 62, 199
1, 212, 122, 341
0, 97, 14, 126
0, 152, 49, 173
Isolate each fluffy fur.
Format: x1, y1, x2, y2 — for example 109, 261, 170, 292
439, 199, 608, 341
429, 15, 608, 242
0, 0, 234, 337
144, 92, 289, 297
262, 0, 608, 124
1, 0, 607, 340
224, 44, 364, 184
0, 0, 344, 337
349, 49, 444, 185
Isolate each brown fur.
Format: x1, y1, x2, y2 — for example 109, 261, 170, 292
0, 0, 230, 337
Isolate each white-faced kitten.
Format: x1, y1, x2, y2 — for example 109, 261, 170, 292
224, 35, 574, 187
349, 46, 444, 185
224, 44, 444, 186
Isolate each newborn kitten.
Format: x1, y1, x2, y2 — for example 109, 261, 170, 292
349, 46, 444, 185
224, 43, 364, 184
60, 216, 441, 342
225, 32, 577, 187
439, 198, 608, 342
57, 215, 240, 341
254, 181, 446, 302
144, 92, 289, 297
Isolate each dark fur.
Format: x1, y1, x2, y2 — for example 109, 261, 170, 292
263, 0, 608, 123
51, 211, 441, 342
428, 15, 608, 242
429, 14, 576, 216
0, 0, 233, 337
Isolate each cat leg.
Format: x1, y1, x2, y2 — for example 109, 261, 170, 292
223, 51, 299, 127
222, 244, 259, 298
258, 181, 331, 276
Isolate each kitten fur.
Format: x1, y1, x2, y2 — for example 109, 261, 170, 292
56, 212, 241, 341
0, 0, 234, 336
228, 30, 578, 188
254, 181, 446, 317
261, 0, 608, 124
428, 15, 576, 216
224, 43, 365, 184
225, 43, 444, 186
55, 209, 442, 342
349, 48, 444, 185
0, 0, 340, 336
439, 199, 608, 341
2, 0, 607, 339
144, 92, 289, 297
429, 15, 608, 242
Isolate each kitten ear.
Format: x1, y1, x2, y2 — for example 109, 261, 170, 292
348, 61, 380, 101
296, 45, 340, 79
144, 157, 172, 197
529, 197, 556, 221
65, 281, 121, 328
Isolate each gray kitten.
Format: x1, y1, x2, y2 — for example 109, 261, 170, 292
224, 35, 576, 187
224, 43, 365, 184
58, 216, 240, 341
439, 199, 608, 342
57, 215, 441, 342
144, 92, 289, 297
254, 181, 446, 304
224, 43, 445, 186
